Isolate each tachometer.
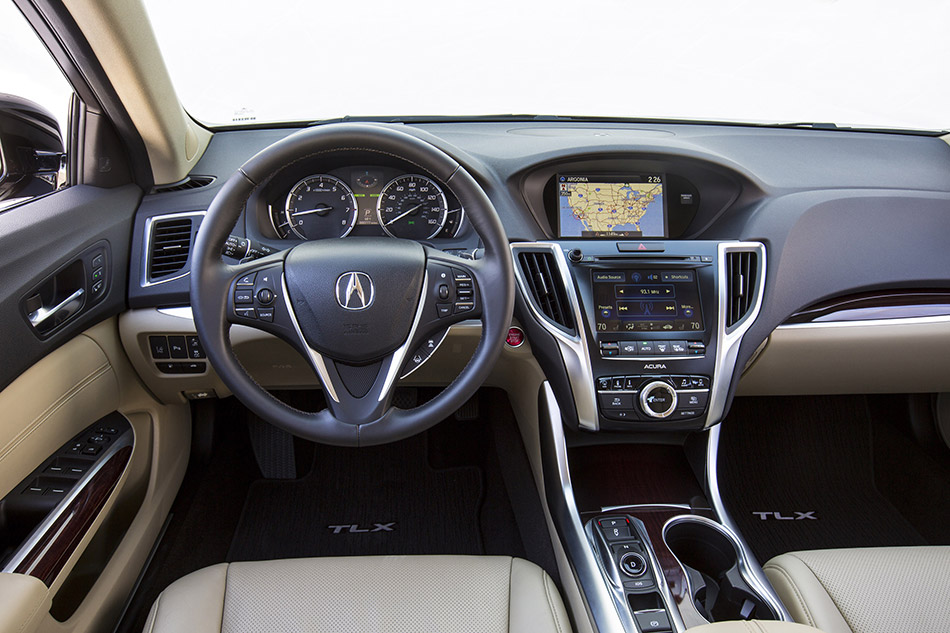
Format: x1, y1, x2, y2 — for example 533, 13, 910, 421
376, 174, 447, 240
284, 175, 358, 239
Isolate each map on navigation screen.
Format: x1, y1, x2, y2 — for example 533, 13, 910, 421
557, 175, 666, 238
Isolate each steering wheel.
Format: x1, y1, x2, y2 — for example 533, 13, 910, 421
191, 124, 514, 446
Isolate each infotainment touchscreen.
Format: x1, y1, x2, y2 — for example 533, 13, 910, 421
592, 270, 703, 332
557, 174, 667, 238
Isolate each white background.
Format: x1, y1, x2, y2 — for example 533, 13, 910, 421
2, 0, 949, 132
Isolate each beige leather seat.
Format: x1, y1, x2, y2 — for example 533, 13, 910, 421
144, 555, 571, 633
764, 547, 950, 633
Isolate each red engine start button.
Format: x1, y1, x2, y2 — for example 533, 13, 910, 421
506, 326, 525, 348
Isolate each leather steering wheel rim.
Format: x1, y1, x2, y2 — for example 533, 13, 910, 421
191, 123, 514, 447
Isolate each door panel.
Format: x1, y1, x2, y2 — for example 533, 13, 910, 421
0, 184, 141, 392
0, 184, 191, 633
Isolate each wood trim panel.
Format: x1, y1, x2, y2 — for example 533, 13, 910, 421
13, 445, 132, 585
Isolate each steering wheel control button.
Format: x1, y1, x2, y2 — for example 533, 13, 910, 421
149, 336, 170, 359
619, 552, 648, 577
234, 289, 254, 304
437, 303, 452, 318
168, 336, 187, 359
256, 308, 275, 322
236, 272, 256, 286
438, 284, 450, 300
639, 381, 677, 419
454, 302, 474, 314
505, 326, 525, 348
235, 308, 256, 319
256, 288, 275, 305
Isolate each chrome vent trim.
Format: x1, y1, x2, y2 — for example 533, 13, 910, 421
725, 250, 758, 329
517, 250, 575, 331
511, 243, 599, 431
142, 211, 205, 287
706, 241, 767, 426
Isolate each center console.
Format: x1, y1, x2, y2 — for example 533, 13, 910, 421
516, 168, 782, 633
513, 239, 765, 432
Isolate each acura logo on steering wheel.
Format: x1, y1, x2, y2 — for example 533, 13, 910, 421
335, 271, 375, 310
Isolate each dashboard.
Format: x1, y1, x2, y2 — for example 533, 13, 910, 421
124, 121, 950, 430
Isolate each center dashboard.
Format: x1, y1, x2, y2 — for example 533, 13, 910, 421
124, 121, 950, 429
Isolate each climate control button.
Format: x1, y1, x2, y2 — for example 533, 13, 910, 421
639, 381, 678, 419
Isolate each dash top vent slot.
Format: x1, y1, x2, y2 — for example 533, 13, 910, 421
150, 175, 215, 194
725, 250, 758, 328
147, 216, 195, 282
518, 251, 575, 331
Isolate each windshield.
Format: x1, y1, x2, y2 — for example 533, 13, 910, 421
144, 0, 949, 131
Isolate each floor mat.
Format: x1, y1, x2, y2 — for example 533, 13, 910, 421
227, 432, 483, 561
719, 395, 928, 564
116, 390, 557, 633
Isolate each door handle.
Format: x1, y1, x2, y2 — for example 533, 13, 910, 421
28, 288, 84, 328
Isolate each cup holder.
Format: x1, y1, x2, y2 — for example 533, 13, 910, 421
663, 516, 778, 623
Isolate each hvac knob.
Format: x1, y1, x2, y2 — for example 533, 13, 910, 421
639, 381, 677, 419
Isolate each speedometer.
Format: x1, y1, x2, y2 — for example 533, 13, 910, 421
284, 174, 358, 239
376, 175, 448, 240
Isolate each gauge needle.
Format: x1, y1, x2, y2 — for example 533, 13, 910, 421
385, 203, 424, 225
291, 204, 333, 217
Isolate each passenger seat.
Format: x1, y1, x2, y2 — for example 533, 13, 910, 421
763, 547, 950, 633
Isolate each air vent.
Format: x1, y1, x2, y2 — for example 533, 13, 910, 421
518, 251, 575, 330
147, 217, 195, 281
150, 175, 215, 194
725, 250, 758, 328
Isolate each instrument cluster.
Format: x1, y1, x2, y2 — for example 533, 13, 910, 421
262, 165, 466, 242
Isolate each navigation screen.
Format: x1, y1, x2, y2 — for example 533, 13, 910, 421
558, 174, 667, 238
592, 270, 703, 332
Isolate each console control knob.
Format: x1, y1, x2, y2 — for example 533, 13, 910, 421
639, 381, 678, 419
619, 552, 648, 577
568, 248, 583, 263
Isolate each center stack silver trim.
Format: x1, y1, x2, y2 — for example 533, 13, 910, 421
512, 243, 599, 430
541, 382, 630, 633
706, 242, 767, 426
705, 423, 793, 621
